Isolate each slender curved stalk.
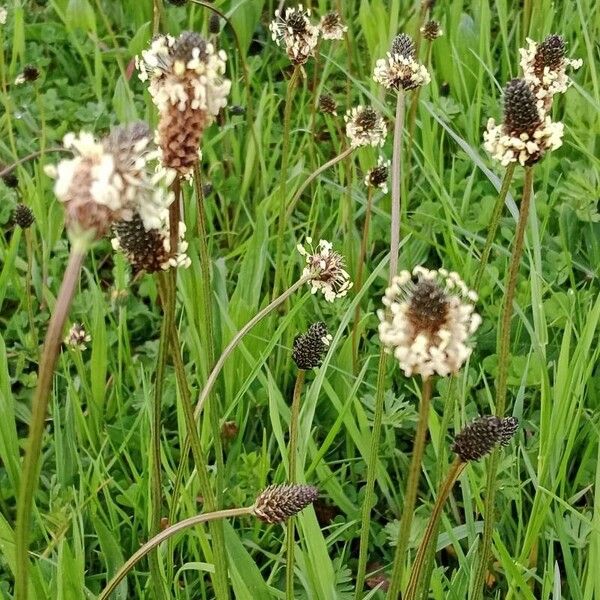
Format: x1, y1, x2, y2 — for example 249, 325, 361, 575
273, 66, 301, 299
389, 90, 405, 279
170, 276, 310, 516
474, 163, 517, 292
162, 301, 230, 600
0, 147, 67, 178
472, 166, 534, 598
352, 186, 374, 372
284, 146, 355, 220
98, 507, 253, 600
286, 370, 306, 599
405, 458, 466, 600
15, 239, 89, 600
354, 352, 388, 598
386, 377, 434, 599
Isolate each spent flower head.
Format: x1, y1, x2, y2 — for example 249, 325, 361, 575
253, 484, 319, 524
292, 322, 332, 370
14, 65, 40, 85
364, 156, 390, 193
44, 123, 172, 238
136, 32, 231, 175
345, 106, 387, 148
452, 416, 519, 462
297, 237, 353, 302
520, 34, 582, 112
374, 33, 430, 91
318, 93, 337, 116
319, 12, 347, 40
483, 78, 563, 166
378, 266, 481, 379
269, 4, 319, 65
64, 323, 91, 350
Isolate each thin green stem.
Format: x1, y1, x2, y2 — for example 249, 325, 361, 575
473, 166, 534, 598
284, 146, 354, 221
273, 66, 301, 299
161, 290, 230, 600
389, 90, 405, 279
170, 276, 310, 516
286, 370, 306, 600
354, 351, 388, 598
474, 163, 517, 292
352, 186, 374, 372
386, 377, 434, 599
15, 239, 89, 600
149, 271, 173, 600
405, 458, 466, 600
98, 506, 253, 600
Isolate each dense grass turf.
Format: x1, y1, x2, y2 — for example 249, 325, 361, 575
1, 0, 599, 598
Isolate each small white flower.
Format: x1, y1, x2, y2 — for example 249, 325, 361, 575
364, 156, 390, 193
319, 12, 347, 40
64, 323, 91, 350
378, 267, 481, 379
297, 238, 353, 302
269, 4, 319, 65
0, 6, 7, 25
519, 35, 582, 112
344, 106, 387, 148
373, 33, 430, 91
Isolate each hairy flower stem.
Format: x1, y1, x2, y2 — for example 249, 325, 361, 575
149, 274, 173, 600
284, 146, 355, 220
160, 289, 230, 600
273, 66, 301, 299
473, 166, 534, 598
24, 229, 37, 348
474, 163, 517, 292
193, 164, 225, 506
389, 90, 405, 278
404, 458, 466, 600
386, 376, 434, 599
98, 506, 253, 600
15, 238, 89, 600
286, 370, 306, 599
352, 186, 374, 372
354, 352, 388, 599
170, 276, 310, 515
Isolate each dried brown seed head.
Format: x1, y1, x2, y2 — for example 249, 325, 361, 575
253, 484, 319, 524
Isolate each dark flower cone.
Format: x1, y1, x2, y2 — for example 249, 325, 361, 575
391, 33, 415, 59
253, 484, 319, 524
503, 78, 541, 137
292, 322, 329, 370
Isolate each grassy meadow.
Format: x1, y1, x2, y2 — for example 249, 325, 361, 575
1, 0, 599, 598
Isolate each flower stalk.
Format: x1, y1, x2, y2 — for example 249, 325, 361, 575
473, 166, 534, 597
15, 238, 89, 600
286, 370, 306, 600
386, 376, 434, 599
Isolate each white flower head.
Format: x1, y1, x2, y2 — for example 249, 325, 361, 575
297, 238, 353, 302
344, 106, 387, 148
378, 266, 481, 379
319, 12, 347, 40
0, 6, 7, 25
269, 4, 319, 65
483, 78, 563, 166
46, 123, 172, 237
364, 156, 390, 193
519, 34, 582, 112
136, 32, 231, 116
64, 323, 91, 350
373, 33, 430, 91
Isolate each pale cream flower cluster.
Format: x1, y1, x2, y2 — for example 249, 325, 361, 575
319, 12, 347, 40
344, 106, 387, 148
364, 156, 391, 193
64, 323, 91, 350
136, 33, 231, 117
378, 267, 481, 379
269, 5, 320, 65
373, 53, 430, 91
519, 37, 583, 112
0, 6, 7, 25
297, 238, 353, 302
